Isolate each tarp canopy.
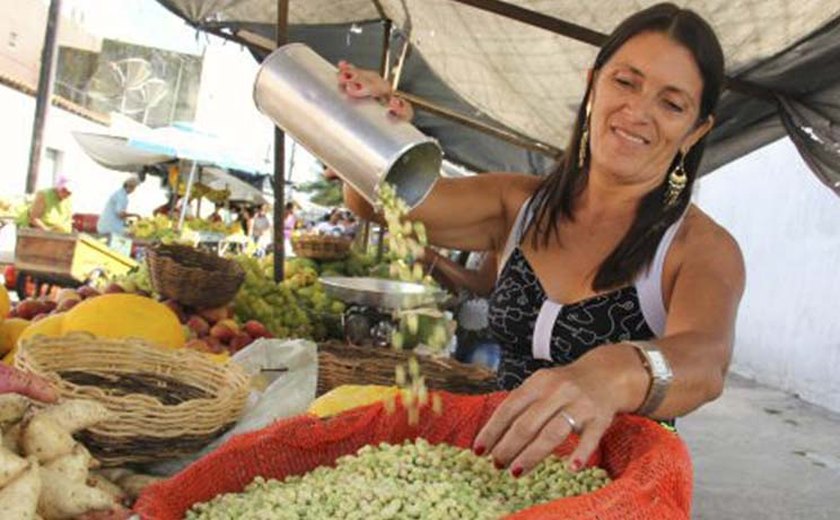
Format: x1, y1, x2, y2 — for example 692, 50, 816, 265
157, 0, 840, 195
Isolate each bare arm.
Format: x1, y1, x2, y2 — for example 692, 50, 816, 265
28, 193, 49, 230
473, 214, 746, 475
422, 249, 498, 297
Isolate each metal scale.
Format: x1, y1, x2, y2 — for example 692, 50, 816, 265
320, 276, 449, 347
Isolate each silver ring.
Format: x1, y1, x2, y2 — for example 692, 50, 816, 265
558, 410, 581, 433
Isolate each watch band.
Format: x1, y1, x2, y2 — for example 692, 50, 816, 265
627, 341, 674, 416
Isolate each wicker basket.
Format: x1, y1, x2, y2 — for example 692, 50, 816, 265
292, 234, 351, 260
317, 341, 498, 397
14, 333, 250, 466
146, 243, 244, 308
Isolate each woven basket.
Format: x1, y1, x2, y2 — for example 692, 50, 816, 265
317, 341, 498, 397
14, 333, 250, 466
292, 235, 351, 260
146, 243, 244, 308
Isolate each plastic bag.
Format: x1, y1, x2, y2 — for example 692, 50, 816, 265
148, 338, 318, 475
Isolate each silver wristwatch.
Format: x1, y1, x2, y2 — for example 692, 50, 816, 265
627, 341, 674, 416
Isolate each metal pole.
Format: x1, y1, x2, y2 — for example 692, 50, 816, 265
273, 0, 289, 282
177, 161, 199, 230
26, 0, 62, 194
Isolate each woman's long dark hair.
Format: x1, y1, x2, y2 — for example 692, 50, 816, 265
528, 3, 725, 291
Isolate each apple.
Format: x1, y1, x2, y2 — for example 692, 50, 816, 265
229, 332, 254, 353
198, 306, 230, 325
16, 299, 41, 320
103, 282, 125, 294
243, 320, 271, 339
209, 323, 235, 343
205, 336, 225, 353
56, 298, 79, 312
77, 286, 100, 299
184, 338, 211, 353
217, 319, 240, 333
39, 300, 57, 314
56, 288, 79, 303
186, 316, 210, 337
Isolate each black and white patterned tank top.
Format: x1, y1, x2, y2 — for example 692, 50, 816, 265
488, 198, 685, 390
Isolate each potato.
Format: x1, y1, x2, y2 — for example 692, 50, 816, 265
40, 400, 110, 433
0, 395, 30, 425
21, 414, 75, 464
38, 464, 115, 519
0, 458, 41, 520
0, 444, 28, 487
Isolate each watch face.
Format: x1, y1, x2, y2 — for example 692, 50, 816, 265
648, 350, 674, 381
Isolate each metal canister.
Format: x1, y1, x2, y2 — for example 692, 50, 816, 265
254, 43, 442, 209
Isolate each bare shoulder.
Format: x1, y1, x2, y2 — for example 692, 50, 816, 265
484, 172, 541, 216
677, 205, 745, 281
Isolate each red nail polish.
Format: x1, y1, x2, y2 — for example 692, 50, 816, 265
511, 466, 524, 478
493, 459, 504, 470
353, 82, 363, 90
473, 445, 486, 456
342, 72, 353, 79
570, 458, 582, 472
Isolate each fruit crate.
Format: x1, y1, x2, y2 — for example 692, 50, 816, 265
14, 228, 137, 283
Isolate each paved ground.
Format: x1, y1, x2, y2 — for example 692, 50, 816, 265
680, 374, 840, 519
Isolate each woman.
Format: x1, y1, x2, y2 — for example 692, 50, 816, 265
342, 3, 745, 477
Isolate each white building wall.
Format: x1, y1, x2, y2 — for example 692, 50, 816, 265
696, 138, 840, 413
0, 84, 165, 216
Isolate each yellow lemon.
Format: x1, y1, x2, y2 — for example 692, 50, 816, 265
0, 285, 10, 321
308, 385, 400, 418
4, 313, 65, 365
62, 293, 186, 349
0, 317, 30, 355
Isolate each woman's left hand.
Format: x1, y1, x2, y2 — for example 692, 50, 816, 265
472, 344, 645, 476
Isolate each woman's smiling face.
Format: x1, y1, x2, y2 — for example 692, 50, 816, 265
588, 31, 712, 186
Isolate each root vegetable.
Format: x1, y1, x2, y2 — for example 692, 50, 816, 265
86, 472, 126, 504
0, 444, 27, 487
3, 422, 22, 453
38, 464, 115, 519
0, 394, 29, 424
21, 414, 75, 464
96, 468, 134, 484
40, 400, 110, 433
44, 445, 92, 483
0, 458, 41, 520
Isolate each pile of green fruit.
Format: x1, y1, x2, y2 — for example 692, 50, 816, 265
187, 438, 611, 520
232, 256, 346, 341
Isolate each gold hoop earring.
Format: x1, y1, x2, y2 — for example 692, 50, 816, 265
577, 99, 593, 169
664, 152, 688, 208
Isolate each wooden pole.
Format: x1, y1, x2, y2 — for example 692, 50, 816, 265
26, 0, 62, 194
273, 0, 289, 282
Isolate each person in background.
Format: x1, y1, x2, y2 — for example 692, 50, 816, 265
315, 208, 344, 236
342, 3, 745, 476
421, 248, 501, 368
16, 176, 74, 233
208, 204, 224, 224
283, 202, 297, 240
97, 176, 141, 236
251, 204, 271, 243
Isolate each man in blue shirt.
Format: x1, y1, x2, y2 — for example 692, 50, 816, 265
97, 176, 140, 235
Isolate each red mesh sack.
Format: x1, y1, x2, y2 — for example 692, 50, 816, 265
135, 392, 692, 519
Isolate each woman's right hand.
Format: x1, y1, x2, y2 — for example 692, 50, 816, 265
337, 61, 414, 121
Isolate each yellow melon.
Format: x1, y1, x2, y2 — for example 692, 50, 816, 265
61, 293, 186, 349
4, 313, 65, 365
0, 317, 30, 355
0, 286, 10, 321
